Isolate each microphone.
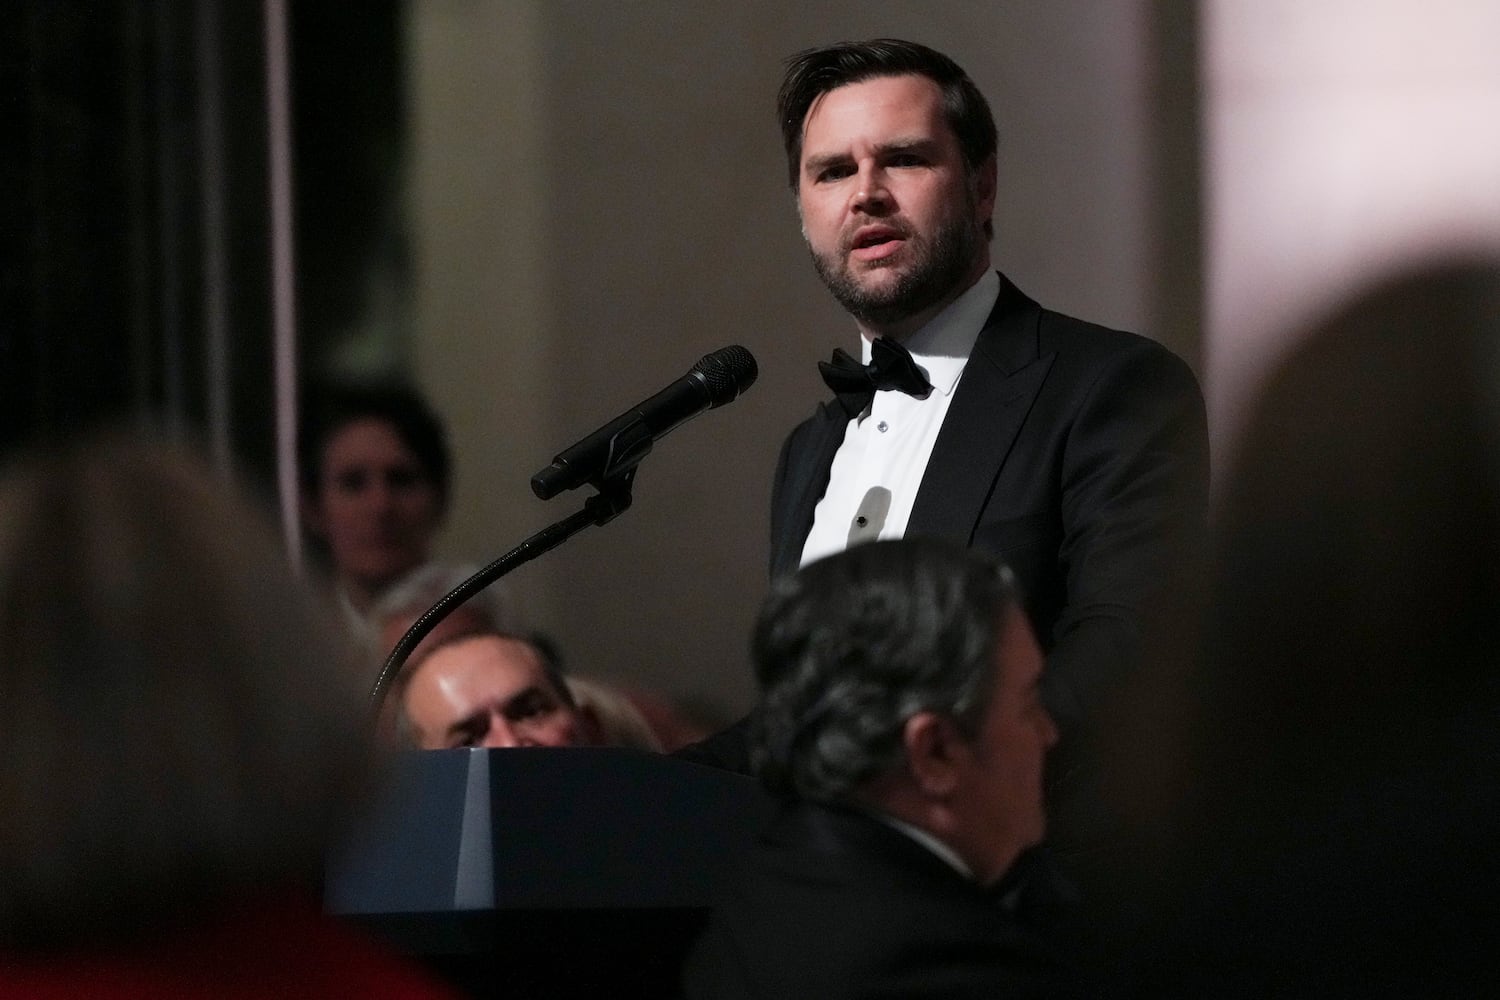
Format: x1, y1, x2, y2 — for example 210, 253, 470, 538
531, 345, 758, 499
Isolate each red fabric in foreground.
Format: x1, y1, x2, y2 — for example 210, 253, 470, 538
0, 893, 458, 999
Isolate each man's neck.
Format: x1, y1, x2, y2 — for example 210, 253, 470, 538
857, 779, 1022, 887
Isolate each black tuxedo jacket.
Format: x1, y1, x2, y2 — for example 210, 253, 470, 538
681, 801, 1080, 999
770, 273, 1209, 738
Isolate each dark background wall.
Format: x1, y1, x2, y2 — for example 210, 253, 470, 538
3, 1, 407, 470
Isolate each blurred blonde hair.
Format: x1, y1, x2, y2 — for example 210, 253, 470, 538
0, 429, 376, 949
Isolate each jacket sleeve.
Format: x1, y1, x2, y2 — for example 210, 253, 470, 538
1044, 339, 1210, 740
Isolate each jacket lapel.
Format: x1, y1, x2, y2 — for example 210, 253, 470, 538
907, 276, 1054, 544
771, 401, 847, 577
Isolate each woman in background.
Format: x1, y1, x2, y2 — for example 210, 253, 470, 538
299, 379, 511, 647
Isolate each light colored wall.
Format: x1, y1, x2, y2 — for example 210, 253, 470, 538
405, 1, 554, 626
405, 1, 1186, 718
1203, 0, 1500, 451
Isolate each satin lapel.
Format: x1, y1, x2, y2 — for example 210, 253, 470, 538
771, 402, 847, 577
907, 276, 1055, 544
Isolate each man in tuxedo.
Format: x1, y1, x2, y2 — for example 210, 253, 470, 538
677, 40, 1206, 792
682, 540, 1079, 998
769, 38, 1208, 756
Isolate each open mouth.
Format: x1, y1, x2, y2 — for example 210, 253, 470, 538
852, 227, 902, 250
849, 227, 906, 261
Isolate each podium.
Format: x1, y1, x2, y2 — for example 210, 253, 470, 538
326, 747, 772, 999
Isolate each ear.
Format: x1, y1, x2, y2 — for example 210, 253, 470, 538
902, 711, 964, 798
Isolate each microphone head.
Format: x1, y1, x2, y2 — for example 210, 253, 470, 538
693, 345, 758, 408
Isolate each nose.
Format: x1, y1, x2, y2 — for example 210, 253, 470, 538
368, 478, 398, 510
852, 164, 892, 214
350, 477, 393, 518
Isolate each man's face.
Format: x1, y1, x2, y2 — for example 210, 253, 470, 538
305, 417, 442, 598
952, 605, 1058, 884
796, 73, 994, 337
402, 634, 587, 749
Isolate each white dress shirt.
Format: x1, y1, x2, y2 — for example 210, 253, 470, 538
800, 271, 1000, 568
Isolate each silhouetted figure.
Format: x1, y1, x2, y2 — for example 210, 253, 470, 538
1099, 258, 1500, 997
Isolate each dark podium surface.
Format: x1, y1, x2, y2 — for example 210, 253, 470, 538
326, 747, 771, 998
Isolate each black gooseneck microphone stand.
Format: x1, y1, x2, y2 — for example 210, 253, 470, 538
367, 469, 635, 714
368, 343, 756, 712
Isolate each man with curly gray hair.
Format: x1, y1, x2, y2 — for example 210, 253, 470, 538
684, 539, 1076, 998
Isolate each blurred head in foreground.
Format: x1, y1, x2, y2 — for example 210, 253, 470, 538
1106, 257, 1500, 995
0, 430, 373, 950
751, 538, 1057, 885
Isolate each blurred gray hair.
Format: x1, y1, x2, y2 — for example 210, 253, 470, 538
0, 430, 375, 949
750, 538, 1020, 803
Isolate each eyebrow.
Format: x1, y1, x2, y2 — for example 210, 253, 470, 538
802, 137, 943, 175
501, 686, 553, 716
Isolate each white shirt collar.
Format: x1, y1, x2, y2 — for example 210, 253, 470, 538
859, 270, 999, 398
867, 809, 976, 880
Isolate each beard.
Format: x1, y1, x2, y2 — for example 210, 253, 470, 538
808, 208, 986, 331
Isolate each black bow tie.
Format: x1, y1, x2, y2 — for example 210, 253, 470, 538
818, 336, 933, 418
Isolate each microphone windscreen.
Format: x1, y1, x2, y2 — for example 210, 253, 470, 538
694, 346, 758, 407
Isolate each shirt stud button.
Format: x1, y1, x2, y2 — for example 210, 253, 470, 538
877, 421, 889, 433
